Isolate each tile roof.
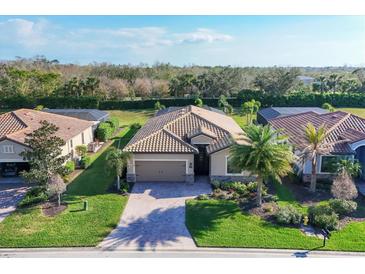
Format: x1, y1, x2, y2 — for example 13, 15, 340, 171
269, 110, 365, 154
258, 107, 329, 122
0, 109, 94, 146
124, 105, 244, 154
44, 109, 109, 121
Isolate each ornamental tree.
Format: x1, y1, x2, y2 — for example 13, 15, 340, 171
20, 120, 68, 187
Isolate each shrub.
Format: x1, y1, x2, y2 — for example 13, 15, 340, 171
312, 212, 339, 230
119, 181, 130, 194
196, 194, 210, 200
96, 122, 114, 141
154, 101, 166, 110
64, 160, 75, 175
329, 199, 357, 217
108, 117, 120, 132
195, 98, 203, 107
308, 204, 339, 230
322, 102, 335, 112
331, 171, 358, 200
130, 123, 142, 131
210, 180, 221, 189
80, 155, 92, 169
246, 181, 267, 195
275, 205, 302, 225
231, 182, 248, 195
34, 105, 44, 111
18, 189, 48, 208
75, 145, 87, 157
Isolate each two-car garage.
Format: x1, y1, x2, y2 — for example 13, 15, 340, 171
135, 161, 186, 182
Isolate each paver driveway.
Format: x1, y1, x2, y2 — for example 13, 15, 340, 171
100, 178, 211, 250
0, 182, 28, 223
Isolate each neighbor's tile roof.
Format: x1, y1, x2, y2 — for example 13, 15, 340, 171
0, 109, 94, 146
258, 107, 329, 122
269, 110, 365, 154
44, 109, 109, 122
124, 105, 244, 154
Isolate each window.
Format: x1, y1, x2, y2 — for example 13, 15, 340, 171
226, 156, 241, 175
70, 139, 73, 148
82, 132, 85, 144
320, 155, 351, 173
2, 145, 14, 154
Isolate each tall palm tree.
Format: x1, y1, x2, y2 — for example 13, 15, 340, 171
105, 147, 130, 191
230, 124, 294, 206
300, 123, 329, 193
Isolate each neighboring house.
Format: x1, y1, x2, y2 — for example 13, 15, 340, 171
257, 107, 329, 125
269, 110, 365, 182
43, 109, 109, 131
0, 109, 94, 178
124, 105, 251, 183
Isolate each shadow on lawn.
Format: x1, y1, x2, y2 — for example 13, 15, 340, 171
186, 200, 241, 239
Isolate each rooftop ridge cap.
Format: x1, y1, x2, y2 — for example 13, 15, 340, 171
125, 107, 191, 151
326, 112, 351, 135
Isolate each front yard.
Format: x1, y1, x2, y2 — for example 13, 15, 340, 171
186, 180, 365, 252
0, 127, 135, 247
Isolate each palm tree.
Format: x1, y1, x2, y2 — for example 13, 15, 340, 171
105, 147, 130, 191
300, 123, 329, 193
230, 124, 294, 206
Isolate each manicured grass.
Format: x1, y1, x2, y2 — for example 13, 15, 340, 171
107, 109, 154, 127
186, 199, 365, 251
338, 108, 365, 118
186, 200, 321, 250
0, 128, 134, 247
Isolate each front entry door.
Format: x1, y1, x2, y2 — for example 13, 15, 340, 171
194, 145, 209, 175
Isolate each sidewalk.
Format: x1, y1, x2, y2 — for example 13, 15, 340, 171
1, 246, 365, 258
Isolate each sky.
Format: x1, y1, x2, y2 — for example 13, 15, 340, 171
0, 16, 364, 67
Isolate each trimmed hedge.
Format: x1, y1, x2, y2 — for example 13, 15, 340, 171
3, 91, 365, 110
96, 121, 114, 141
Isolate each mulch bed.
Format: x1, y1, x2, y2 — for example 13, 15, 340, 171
248, 202, 279, 222
42, 202, 67, 217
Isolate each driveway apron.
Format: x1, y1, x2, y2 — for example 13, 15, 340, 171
100, 179, 211, 250
0, 183, 28, 223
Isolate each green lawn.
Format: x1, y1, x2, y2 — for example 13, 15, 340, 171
0, 128, 135, 247
338, 108, 365, 118
107, 109, 154, 127
186, 180, 365, 252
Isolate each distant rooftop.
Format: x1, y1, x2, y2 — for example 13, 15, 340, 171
257, 107, 329, 124
43, 109, 109, 122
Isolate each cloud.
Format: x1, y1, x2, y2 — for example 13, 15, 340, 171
174, 28, 233, 44
0, 18, 49, 49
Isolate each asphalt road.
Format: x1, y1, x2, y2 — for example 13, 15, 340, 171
0, 247, 364, 258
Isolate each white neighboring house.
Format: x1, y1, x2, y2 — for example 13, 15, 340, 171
0, 109, 94, 178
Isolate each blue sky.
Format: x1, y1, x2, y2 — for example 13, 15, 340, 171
0, 16, 364, 66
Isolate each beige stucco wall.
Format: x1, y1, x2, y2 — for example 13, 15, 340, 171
210, 147, 250, 176
191, 135, 213, 144
61, 127, 93, 158
0, 127, 93, 162
127, 153, 194, 175
0, 140, 28, 162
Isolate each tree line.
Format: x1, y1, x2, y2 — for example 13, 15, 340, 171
1, 56, 364, 101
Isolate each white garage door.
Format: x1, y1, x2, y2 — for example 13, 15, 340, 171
135, 161, 186, 182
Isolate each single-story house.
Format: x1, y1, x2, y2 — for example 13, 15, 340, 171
124, 105, 251, 183
43, 109, 109, 131
269, 110, 365, 182
257, 107, 329, 125
0, 109, 94, 178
